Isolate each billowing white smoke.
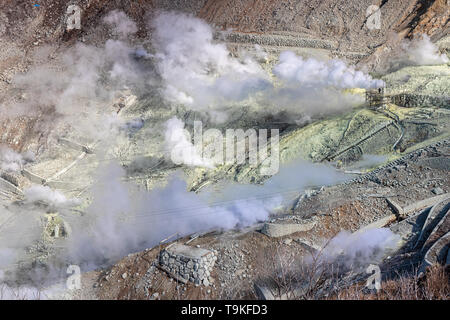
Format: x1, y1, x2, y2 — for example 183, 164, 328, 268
164, 117, 213, 168
273, 51, 385, 89
402, 34, 449, 65
265, 51, 384, 117
0, 182, 80, 275
23, 185, 80, 208
344, 154, 388, 171
103, 10, 138, 38
66, 159, 349, 269
251, 44, 269, 63
320, 228, 401, 268
152, 12, 384, 122
151, 12, 271, 114
0, 248, 19, 270
0, 270, 65, 300
0, 146, 34, 172
66, 163, 276, 267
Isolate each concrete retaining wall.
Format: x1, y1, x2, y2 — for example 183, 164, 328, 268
403, 193, 450, 216
261, 219, 316, 238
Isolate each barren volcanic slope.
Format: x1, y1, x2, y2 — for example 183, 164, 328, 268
0, 1, 449, 300
0, 0, 449, 152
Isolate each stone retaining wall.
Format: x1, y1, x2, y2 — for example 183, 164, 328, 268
391, 93, 449, 109
343, 139, 449, 186
159, 243, 217, 286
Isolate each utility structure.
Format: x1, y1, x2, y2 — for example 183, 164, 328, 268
366, 87, 390, 109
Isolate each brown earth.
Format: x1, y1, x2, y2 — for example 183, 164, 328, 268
69, 140, 450, 300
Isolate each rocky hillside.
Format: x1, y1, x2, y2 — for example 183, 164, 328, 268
0, 0, 448, 153
0, 1, 448, 300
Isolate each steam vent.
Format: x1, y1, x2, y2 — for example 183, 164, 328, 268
159, 243, 217, 286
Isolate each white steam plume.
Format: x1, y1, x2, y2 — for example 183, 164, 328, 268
0, 182, 80, 275
263, 51, 385, 117
0, 146, 34, 172
0, 204, 42, 271
151, 11, 271, 113
151, 12, 384, 121
164, 117, 213, 168
0, 10, 390, 292
345, 154, 388, 171
2, 13, 150, 144
0, 283, 45, 300
23, 185, 80, 208
402, 34, 449, 66
273, 51, 385, 89
66, 159, 349, 269
320, 228, 401, 268
103, 10, 138, 38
